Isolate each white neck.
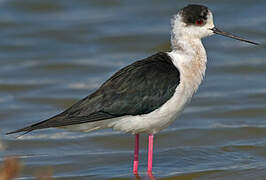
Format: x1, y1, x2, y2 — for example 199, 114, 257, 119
168, 15, 208, 93
171, 33, 206, 57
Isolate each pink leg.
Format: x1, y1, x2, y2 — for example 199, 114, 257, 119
133, 134, 139, 175
147, 134, 154, 174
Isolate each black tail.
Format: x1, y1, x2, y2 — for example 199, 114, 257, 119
6, 118, 53, 135
6, 126, 34, 135
6, 115, 64, 135
6, 111, 115, 135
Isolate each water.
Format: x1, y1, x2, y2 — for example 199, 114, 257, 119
1, 0, 266, 179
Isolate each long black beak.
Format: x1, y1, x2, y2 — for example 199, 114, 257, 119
210, 27, 259, 45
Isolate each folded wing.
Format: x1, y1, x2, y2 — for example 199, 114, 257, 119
7, 52, 180, 134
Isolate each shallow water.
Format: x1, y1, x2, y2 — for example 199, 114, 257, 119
1, 0, 266, 179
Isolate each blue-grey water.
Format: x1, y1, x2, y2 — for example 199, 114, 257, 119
1, 0, 266, 179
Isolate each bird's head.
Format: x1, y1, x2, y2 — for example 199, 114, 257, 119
171, 4, 258, 45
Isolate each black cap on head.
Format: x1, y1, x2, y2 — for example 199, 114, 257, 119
180, 4, 209, 25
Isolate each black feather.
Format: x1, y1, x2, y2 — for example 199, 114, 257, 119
7, 52, 180, 134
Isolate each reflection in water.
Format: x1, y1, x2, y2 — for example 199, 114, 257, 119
147, 173, 156, 180
134, 174, 141, 180
132, 173, 156, 180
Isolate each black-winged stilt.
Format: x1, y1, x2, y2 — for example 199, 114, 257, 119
7, 4, 258, 175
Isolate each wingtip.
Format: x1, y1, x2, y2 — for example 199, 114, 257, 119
6, 115, 60, 136
6, 130, 19, 135
6, 127, 33, 135
6, 131, 14, 135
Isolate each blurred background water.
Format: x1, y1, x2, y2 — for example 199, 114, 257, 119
0, 0, 266, 179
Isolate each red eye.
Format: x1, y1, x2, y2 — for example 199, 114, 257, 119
195, 19, 204, 25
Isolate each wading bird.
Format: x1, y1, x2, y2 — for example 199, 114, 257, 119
7, 4, 258, 175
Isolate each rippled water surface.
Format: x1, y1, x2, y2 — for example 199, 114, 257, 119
1, 0, 266, 179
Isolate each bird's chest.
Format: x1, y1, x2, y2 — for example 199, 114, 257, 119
150, 51, 207, 129
134, 67, 204, 134
152, 76, 200, 128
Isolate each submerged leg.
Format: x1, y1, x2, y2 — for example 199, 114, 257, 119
147, 134, 154, 174
133, 134, 139, 174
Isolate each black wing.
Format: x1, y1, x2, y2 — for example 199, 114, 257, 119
7, 52, 180, 134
